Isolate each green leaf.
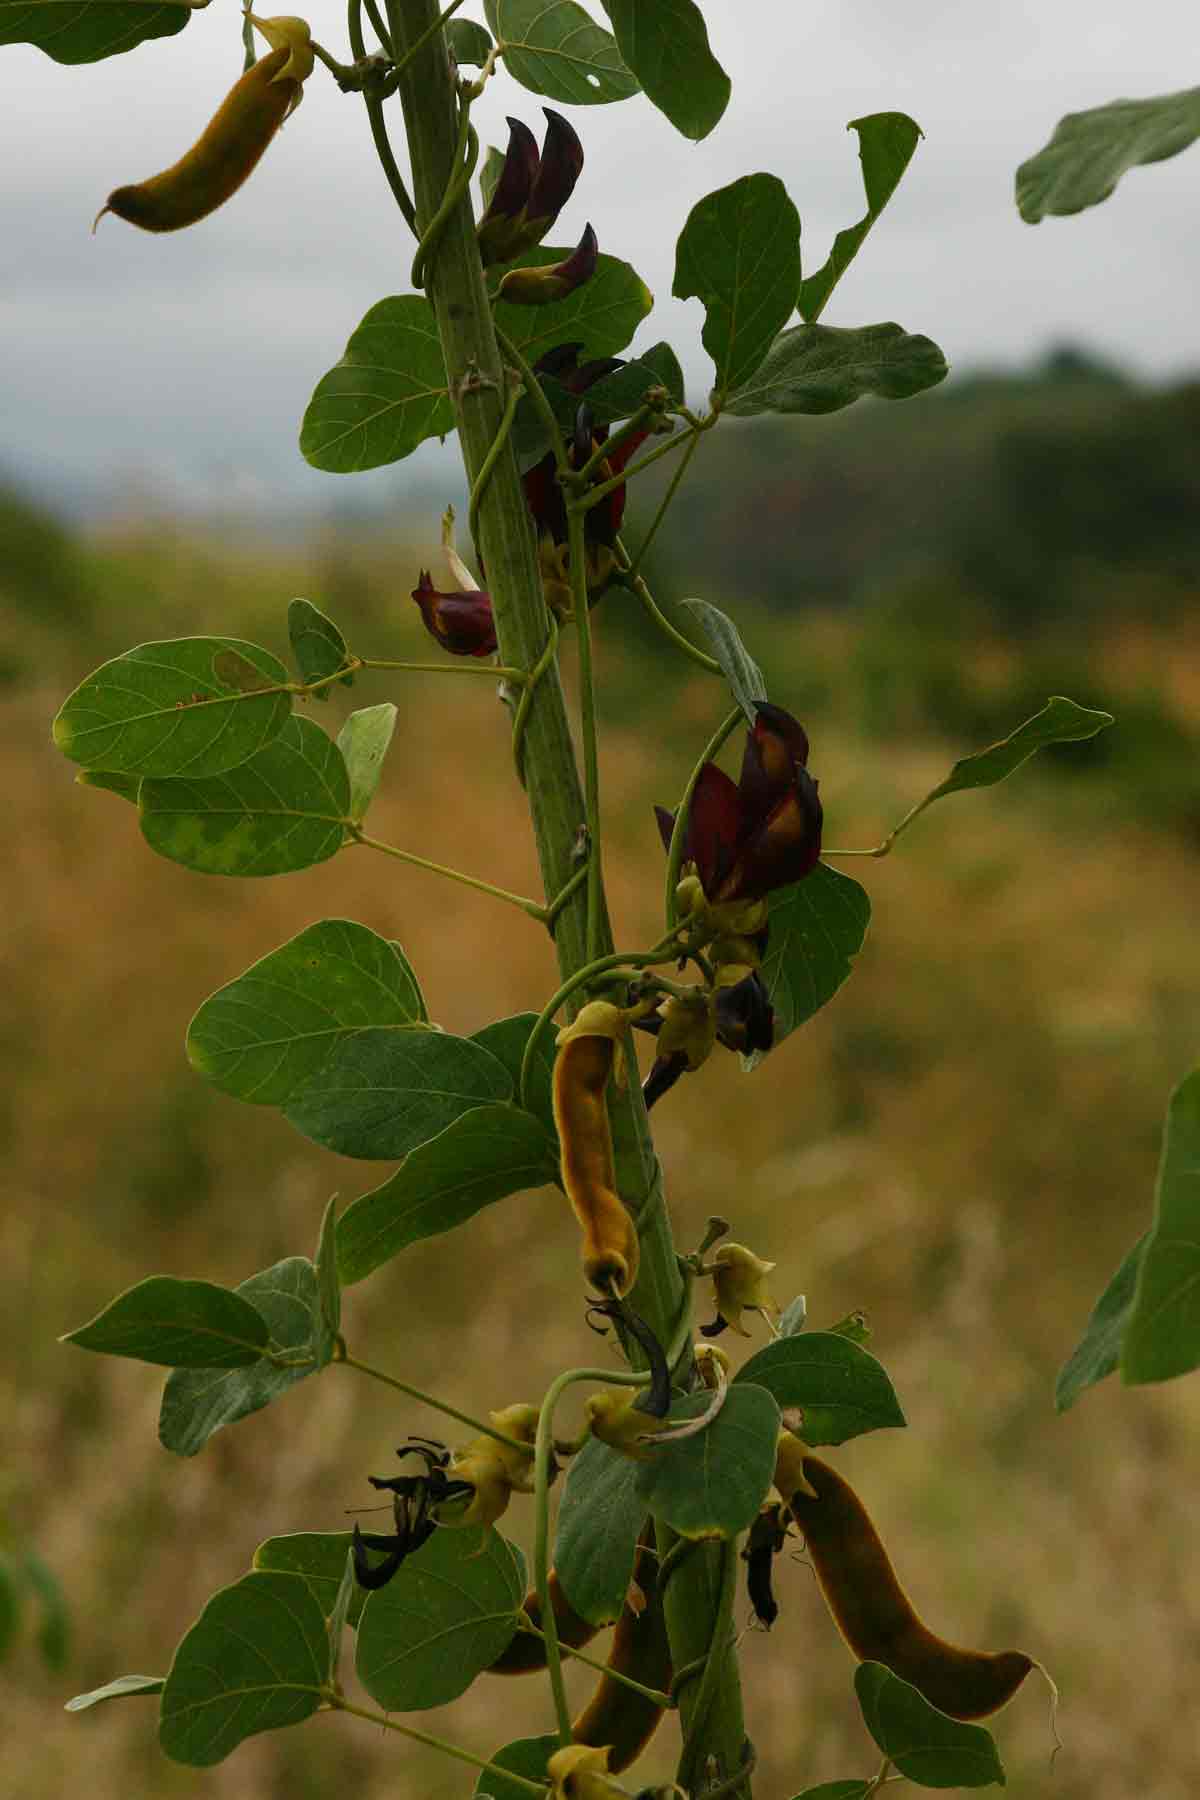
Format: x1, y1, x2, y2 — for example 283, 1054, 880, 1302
140, 715, 350, 877
789, 1786, 872, 1800
573, 339, 686, 422
66, 1674, 165, 1711
679, 597, 766, 724
904, 697, 1115, 823
159, 1571, 328, 1766
288, 599, 354, 698
314, 1195, 341, 1338
1017, 86, 1200, 222
1122, 1070, 1200, 1385
780, 1294, 807, 1336
475, 1734, 559, 1800
52, 637, 291, 779
446, 16, 491, 63
480, 144, 506, 211
356, 1527, 525, 1711
1055, 1232, 1147, 1411
301, 296, 454, 474
187, 919, 427, 1107
336, 1103, 557, 1285
62, 1275, 269, 1369
0, 0, 188, 63
726, 321, 948, 417
553, 1436, 645, 1626
483, 0, 638, 104
828, 1310, 871, 1347
337, 704, 397, 823
22, 1550, 70, 1670
799, 114, 923, 321
252, 1534, 366, 1632
854, 1663, 1006, 1789
158, 1258, 333, 1457
76, 768, 141, 803
598, 0, 728, 140
673, 174, 801, 397
470, 1012, 558, 1137
493, 247, 653, 366
634, 1382, 780, 1539
283, 1028, 514, 1160
733, 1332, 905, 1446
326, 1551, 355, 1678
761, 865, 871, 1045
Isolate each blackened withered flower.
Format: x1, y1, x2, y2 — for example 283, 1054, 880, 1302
477, 109, 584, 268
656, 703, 823, 907
411, 570, 496, 657
714, 967, 775, 1057
497, 222, 599, 305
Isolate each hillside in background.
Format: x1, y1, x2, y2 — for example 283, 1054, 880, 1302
3, 353, 1200, 1800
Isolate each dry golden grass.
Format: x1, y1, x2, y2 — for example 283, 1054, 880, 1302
5, 547, 1200, 1800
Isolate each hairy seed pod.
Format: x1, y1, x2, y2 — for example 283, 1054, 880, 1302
784, 1450, 1033, 1720
95, 27, 310, 235
487, 1570, 601, 1675
553, 1007, 640, 1296
571, 1541, 672, 1772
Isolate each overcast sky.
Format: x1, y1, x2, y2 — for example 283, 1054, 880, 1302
1, 0, 1197, 514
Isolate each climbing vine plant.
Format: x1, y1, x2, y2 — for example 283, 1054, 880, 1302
16, 1, 1199, 1795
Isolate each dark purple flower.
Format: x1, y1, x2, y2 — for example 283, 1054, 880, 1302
411, 570, 496, 657
714, 969, 775, 1056
496, 222, 598, 305
477, 109, 584, 268
656, 704, 823, 905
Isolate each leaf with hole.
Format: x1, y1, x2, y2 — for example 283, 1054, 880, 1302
1122, 1070, 1200, 1385
484, 0, 638, 105
854, 1663, 1006, 1788
598, 0, 728, 140
726, 322, 948, 417
554, 1435, 645, 1625
356, 1527, 525, 1710
799, 114, 923, 321
301, 296, 454, 474
158, 1258, 333, 1457
734, 1333, 905, 1446
159, 1572, 328, 1765
337, 704, 397, 823
680, 597, 766, 724
634, 1382, 780, 1539
0, 0, 189, 63
140, 715, 350, 877
761, 865, 871, 1045
63, 1276, 269, 1369
53, 637, 291, 778
674, 174, 801, 397
1017, 86, 1200, 221
1055, 1232, 1147, 1411
187, 918, 427, 1107
288, 599, 353, 698
336, 1103, 557, 1285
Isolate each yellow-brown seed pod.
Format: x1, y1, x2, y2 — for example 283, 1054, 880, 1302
94, 18, 313, 234
553, 1005, 639, 1297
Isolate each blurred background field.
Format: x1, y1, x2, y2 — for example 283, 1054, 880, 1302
4, 351, 1200, 1800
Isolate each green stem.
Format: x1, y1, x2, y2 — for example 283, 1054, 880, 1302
338, 1350, 529, 1453
533, 1366, 649, 1744
568, 403, 658, 489
613, 541, 721, 675
664, 709, 744, 927
517, 939, 682, 1110
675, 1537, 738, 1793
469, 370, 523, 554
329, 1695, 548, 1795
580, 423, 705, 512
360, 0, 393, 53
349, 0, 417, 230
360, 655, 527, 680
411, 102, 478, 290
566, 503, 603, 959
390, 0, 469, 77
517, 1619, 672, 1706
628, 427, 703, 580
494, 325, 570, 473
351, 830, 548, 920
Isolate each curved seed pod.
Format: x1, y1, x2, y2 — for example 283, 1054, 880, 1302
572, 1531, 672, 1773
487, 1570, 601, 1675
784, 1449, 1033, 1720
95, 25, 311, 234
553, 1005, 640, 1296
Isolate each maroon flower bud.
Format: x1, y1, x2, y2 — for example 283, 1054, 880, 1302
655, 704, 823, 906
411, 570, 497, 657
496, 223, 598, 305
477, 108, 583, 269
